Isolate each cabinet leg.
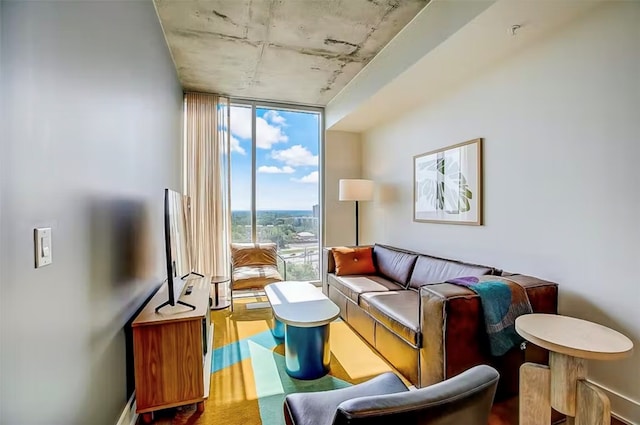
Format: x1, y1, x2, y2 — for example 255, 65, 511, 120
196, 401, 205, 412
141, 412, 154, 424
520, 362, 551, 425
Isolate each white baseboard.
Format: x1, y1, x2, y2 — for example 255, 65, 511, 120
588, 379, 639, 425
116, 392, 138, 425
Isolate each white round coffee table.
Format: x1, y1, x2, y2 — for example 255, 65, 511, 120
516, 314, 633, 425
265, 281, 340, 379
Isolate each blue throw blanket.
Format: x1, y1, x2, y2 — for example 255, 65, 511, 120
447, 276, 532, 356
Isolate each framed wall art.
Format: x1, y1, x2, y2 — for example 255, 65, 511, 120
413, 138, 483, 225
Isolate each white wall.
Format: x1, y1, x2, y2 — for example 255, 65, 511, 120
325, 0, 494, 130
0, 1, 183, 423
361, 2, 640, 421
324, 131, 362, 247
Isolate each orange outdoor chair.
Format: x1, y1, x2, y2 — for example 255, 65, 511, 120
230, 242, 286, 311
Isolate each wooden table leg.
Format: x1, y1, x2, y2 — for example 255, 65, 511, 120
575, 380, 610, 425
550, 352, 587, 417
520, 362, 551, 425
196, 401, 205, 412
141, 412, 154, 423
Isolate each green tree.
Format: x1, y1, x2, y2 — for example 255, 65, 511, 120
286, 262, 318, 281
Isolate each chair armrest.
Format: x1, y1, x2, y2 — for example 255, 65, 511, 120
336, 365, 499, 423
276, 253, 287, 280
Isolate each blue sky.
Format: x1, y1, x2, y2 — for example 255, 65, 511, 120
230, 106, 320, 211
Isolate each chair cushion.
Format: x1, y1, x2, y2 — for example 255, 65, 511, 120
283, 372, 408, 425
332, 246, 376, 276
407, 255, 493, 290
231, 242, 277, 267
232, 265, 282, 290
360, 291, 421, 347
372, 244, 419, 287
329, 275, 404, 304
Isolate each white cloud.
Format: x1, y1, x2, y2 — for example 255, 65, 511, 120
271, 145, 318, 167
258, 165, 295, 174
230, 106, 288, 149
264, 110, 286, 125
293, 171, 318, 184
230, 107, 251, 139
230, 135, 246, 155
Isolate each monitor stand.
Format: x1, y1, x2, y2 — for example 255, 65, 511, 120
181, 271, 204, 279
155, 299, 196, 313
155, 273, 203, 313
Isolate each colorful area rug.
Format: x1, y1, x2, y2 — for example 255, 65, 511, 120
162, 296, 401, 425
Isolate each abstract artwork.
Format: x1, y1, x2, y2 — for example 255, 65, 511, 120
414, 138, 482, 225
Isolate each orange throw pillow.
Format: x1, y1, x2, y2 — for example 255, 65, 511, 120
332, 247, 376, 276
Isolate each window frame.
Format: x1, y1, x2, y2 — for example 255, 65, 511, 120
229, 98, 325, 283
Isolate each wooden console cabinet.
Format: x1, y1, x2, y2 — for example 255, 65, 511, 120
132, 276, 213, 422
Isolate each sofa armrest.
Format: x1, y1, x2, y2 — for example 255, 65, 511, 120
419, 274, 558, 394
323, 247, 336, 274
419, 283, 488, 388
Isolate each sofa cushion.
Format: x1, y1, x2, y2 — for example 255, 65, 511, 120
373, 244, 419, 287
407, 255, 493, 290
360, 291, 420, 347
332, 246, 376, 276
329, 274, 404, 304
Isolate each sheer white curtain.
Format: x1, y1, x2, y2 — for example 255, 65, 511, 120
184, 92, 231, 277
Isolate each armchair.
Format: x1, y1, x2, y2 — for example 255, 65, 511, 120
283, 365, 499, 425
230, 242, 286, 310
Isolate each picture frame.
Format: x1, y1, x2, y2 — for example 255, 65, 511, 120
413, 138, 483, 225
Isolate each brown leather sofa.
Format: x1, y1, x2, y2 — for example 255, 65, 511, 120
323, 244, 558, 396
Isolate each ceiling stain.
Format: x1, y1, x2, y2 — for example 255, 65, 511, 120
155, 0, 429, 105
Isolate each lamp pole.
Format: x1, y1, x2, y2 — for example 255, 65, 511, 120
355, 200, 360, 246
339, 179, 373, 248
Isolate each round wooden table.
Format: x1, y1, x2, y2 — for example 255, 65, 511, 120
516, 314, 633, 425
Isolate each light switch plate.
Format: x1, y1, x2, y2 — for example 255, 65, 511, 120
34, 227, 52, 268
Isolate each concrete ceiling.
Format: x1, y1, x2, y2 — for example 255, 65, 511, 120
154, 0, 429, 106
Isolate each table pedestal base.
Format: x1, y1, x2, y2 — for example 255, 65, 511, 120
520, 363, 551, 425
575, 380, 610, 425
550, 352, 586, 416
275, 319, 330, 380
272, 317, 285, 340
519, 358, 610, 425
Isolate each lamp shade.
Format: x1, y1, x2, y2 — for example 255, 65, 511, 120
339, 179, 374, 201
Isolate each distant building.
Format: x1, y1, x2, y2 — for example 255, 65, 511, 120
312, 204, 319, 217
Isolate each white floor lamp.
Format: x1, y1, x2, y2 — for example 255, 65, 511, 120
339, 179, 374, 246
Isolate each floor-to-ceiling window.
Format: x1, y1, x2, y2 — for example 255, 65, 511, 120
230, 101, 322, 281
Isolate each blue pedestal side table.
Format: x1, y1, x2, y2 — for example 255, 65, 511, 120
265, 281, 340, 380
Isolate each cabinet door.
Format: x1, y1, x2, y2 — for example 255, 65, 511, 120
134, 319, 204, 410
